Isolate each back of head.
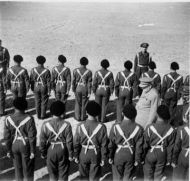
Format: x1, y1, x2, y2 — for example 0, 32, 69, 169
58, 55, 67, 63
157, 105, 170, 121
80, 57, 88, 66
36, 55, 46, 65
101, 59, 110, 69
50, 101, 65, 117
170, 62, 179, 70
13, 97, 28, 111
122, 104, 137, 120
148, 61, 156, 70
86, 101, 101, 117
14, 55, 23, 63
124, 60, 133, 70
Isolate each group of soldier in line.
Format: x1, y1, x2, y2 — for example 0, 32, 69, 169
0, 39, 189, 181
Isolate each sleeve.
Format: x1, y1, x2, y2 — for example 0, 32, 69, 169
134, 54, 138, 73
27, 117, 37, 154
66, 68, 71, 93
3, 118, 12, 154
156, 75, 161, 94
51, 68, 56, 90
30, 69, 35, 91
143, 127, 151, 160
73, 124, 82, 159
3, 73, 7, 90
72, 70, 77, 93
65, 123, 73, 158
135, 127, 144, 163
109, 72, 115, 94
114, 73, 120, 97
161, 75, 168, 99
24, 69, 30, 92
177, 76, 183, 100
92, 72, 98, 94
87, 70, 93, 94
39, 123, 48, 157
166, 129, 176, 163
5, 48, 10, 68
172, 128, 181, 164
101, 125, 108, 161
108, 125, 117, 159
132, 73, 139, 98
6, 69, 11, 90
46, 70, 51, 93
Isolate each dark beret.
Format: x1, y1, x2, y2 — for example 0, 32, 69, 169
148, 61, 156, 69
171, 62, 179, 70
122, 104, 137, 120
86, 101, 101, 117
124, 60, 133, 70
80, 57, 89, 65
58, 55, 67, 63
36, 55, 46, 64
101, 59, 110, 69
14, 55, 23, 63
13, 97, 28, 111
140, 43, 149, 48
50, 101, 65, 117
157, 105, 170, 120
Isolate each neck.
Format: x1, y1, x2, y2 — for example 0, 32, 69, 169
149, 69, 154, 72
125, 69, 130, 72
15, 109, 24, 114
171, 69, 176, 73
123, 116, 133, 123
81, 65, 86, 68
88, 115, 95, 121
52, 115, 61, 119
38, 64, 44, 68
15, 63, 20, 67
157, 117, 165, 123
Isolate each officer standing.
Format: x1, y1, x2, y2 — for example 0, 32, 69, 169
30, 55, 51, 119
39, 101, 73, 181
143, 105, 175, 181
92, 59, 114, 122
51, 55, 71, 104
72, 57, 92, 122
0, 39, 10, 76
74, 101, 108, 181
6, 55, 30, 99
115, 60, 138, 122
0, 62, 6, 116
141, 61, 161, 94
161, 62, 183, 124
3, 97, 37, 181
108, 104, 144, 180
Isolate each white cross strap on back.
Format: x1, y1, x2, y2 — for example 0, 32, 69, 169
115, 124, 140, 154
81, 124, 102, 155
144, 72, 158, 80
9, 68, 25, 87
120, 72, 133, 91
34, 68, 47, 86
46, 122, 67, 149
149, 125, 174, 152
77, 69, 89, 86
55, 67, 67, 86
97, 71, 111, 90
167, 74, 182, 92
6, 116, 31, 145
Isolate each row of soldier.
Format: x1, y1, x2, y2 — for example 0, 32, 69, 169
3, 98, 189, 181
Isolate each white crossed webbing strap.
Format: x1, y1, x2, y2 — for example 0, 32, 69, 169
115, 124, 139, 154
34, 68, 47, 87
120, 72, 133, 91
9, 68, 25, 87
77, 69, 89, 86
54, 67, 67, 86
46, 122, 67, 149
97, 71, 111, 90
81, 124, 102, 155
167, 74, 182, 92
149, 125, 174, 152
144, 72, 158, 80
6, 116, 30, 145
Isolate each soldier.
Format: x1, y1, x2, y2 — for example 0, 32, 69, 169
141, 61, 161, 94
115, 60, 138, 122
51, 55, 71, 104
39, 101, 73, 181
3, 97, 37, 181
0, 39, 10, 76
0, 62, 6, 116
72, 57, 92, 122
108, 104, 144, 180
74, 101, 108, 181
92, 59, 114, 122
30, 55, 51, 119
143, 105, 175, 181
161, 62, 183, 124
172, 104, 189, 181
6, 55, 30, 99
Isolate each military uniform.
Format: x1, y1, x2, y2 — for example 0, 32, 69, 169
0, 45, 10, 76
39, 118, 73, 181
74, 119, 108, 181
108, 120, 144, 180
72, 67, 92, 121
6, 65, 30, 99
184, 75, 189, 86
172, 124, 189, 181
30, 66, 51, 119
0, 68, 6, 115
4, 112, 37, 181
161, 72, 183, 123
51, 65, 71, 103
92, 68, 114, 122
115, 70, 138, 122
143, 122, 175, 181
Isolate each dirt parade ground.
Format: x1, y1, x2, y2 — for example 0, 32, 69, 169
0, 2, 189, 180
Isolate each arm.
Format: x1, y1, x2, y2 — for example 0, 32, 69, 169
6, 70, 11, 90
101, 125, 108, 162
73, 124, 82, 160
72, 70, 76, 93
65, 123, 73, 158
87, 71, 93, 95
46, 70, 51, 94
143, 127, 151, 160
161, 75, 168, 100
172, 128, 181, 164
39, 123, 48, 157
177, 77, 183, 100
132, 73, 139, 98
109, 72, 115, 95
134, 54, 138, 73
114, 73, 120, 97
156, 75, 161, 95
24, 69, 30, 92
30, 69, 35, 92
108, 125, 117, 160
66, 68, 71, 94
5, 48, 10, 68
51, 68, 56, 91
92, 72, 98, 94
135, 127, 144, 163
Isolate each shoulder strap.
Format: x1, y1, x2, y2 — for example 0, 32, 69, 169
57, 123, 67, 139
98, 71, 111, 84
150, 125, 162, 139
115, 124, 127, 140
7, 116, 30, 129
81, 124, 102, 139
144, 72, 149, 78
152, 73, 158, 80
55, 67, 67, 76
184, 126, 190, 137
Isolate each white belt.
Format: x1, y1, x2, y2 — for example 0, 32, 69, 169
98, 85, 109, 90
11, 80, 21, 87
167, 87, 176, 92
82, 145, 97, 155
36, 82, 44, 86
137, 64, 148, 68
56, 80, 66, 86
183, 148, 190, 157
78, 82, 86, 86
51, 142, 64, 149
120, 86, 131, 91
116, 144, 133, 154
150, 145, 163, 152
14, 136, 28, 145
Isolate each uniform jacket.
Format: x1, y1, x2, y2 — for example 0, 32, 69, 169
108, 120, 144, 162
0, 46, 10, 68
184, 75, 189, 87
0, 70, 6, 90
39, 118, 73, 158
3, 112, 37, 154
92, 68, 115, 94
